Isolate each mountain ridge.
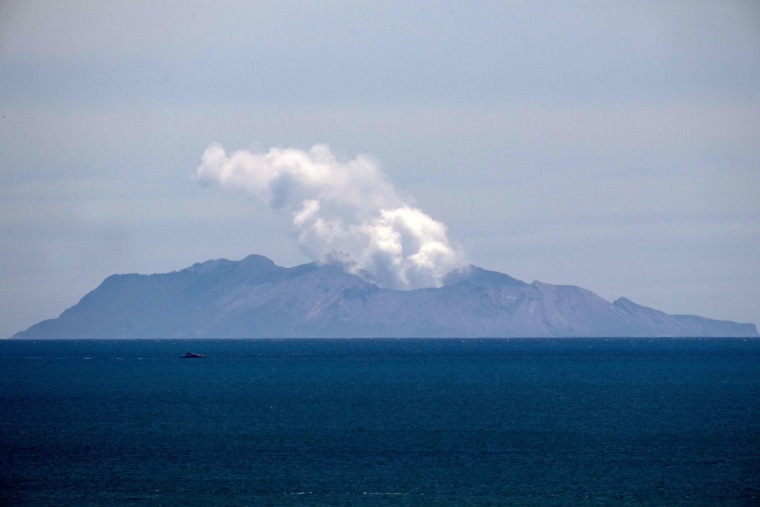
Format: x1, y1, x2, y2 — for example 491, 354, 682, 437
12, 254, 758, 338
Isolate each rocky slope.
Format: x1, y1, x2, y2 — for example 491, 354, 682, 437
13, 254, 758, 338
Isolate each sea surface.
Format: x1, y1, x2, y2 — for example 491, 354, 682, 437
1, 338, 758, 506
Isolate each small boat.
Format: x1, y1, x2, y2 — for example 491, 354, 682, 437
180, 351, 206, 358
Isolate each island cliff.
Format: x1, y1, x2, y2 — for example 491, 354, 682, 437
13, 254, 758, 338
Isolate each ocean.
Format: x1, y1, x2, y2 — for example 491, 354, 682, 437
1, 338, 758, 506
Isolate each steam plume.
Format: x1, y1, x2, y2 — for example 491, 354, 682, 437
194, 143, 467, 290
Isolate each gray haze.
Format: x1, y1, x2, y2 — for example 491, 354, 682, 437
1, 1, 759, 337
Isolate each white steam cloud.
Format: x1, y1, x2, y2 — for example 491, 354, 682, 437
194, 143, 467, 290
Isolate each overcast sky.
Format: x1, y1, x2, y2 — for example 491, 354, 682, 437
1, 0, 759, 337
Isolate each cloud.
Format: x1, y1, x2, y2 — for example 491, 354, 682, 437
195, 143, 467, 290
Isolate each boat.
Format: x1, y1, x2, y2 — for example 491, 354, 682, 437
180, 351, 206, 358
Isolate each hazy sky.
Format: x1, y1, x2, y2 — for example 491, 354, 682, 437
1, 0, 759, 337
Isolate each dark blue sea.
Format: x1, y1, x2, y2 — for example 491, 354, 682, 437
1, 338, 758, 506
